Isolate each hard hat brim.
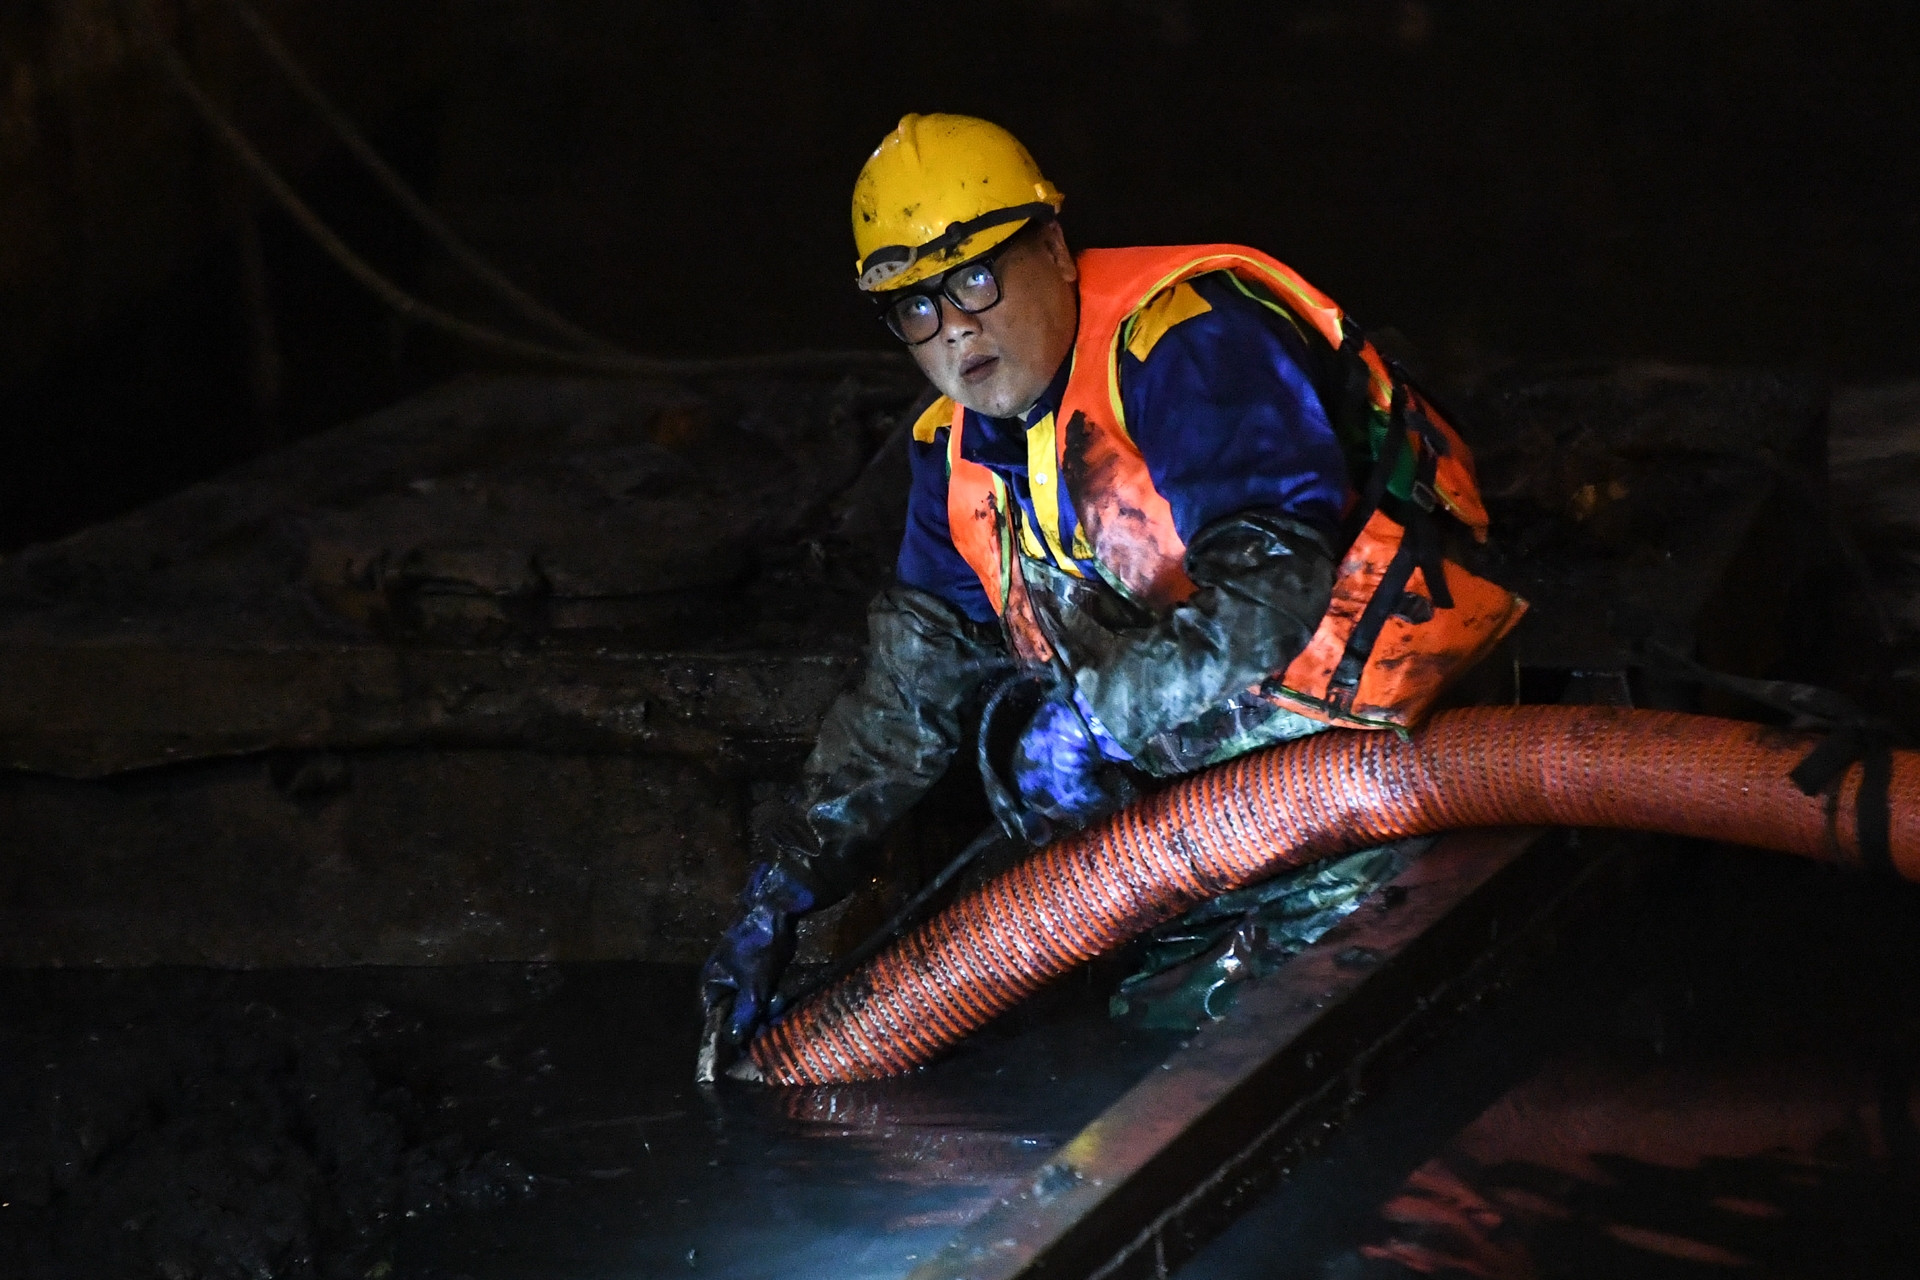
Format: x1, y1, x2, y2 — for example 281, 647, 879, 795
858, 221, 1026, 293
855, 198, 1059, 293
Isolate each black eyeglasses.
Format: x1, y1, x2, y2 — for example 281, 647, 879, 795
875, 228, 1032, 345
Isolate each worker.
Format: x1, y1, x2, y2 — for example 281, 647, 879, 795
697, 113, 1525, 1081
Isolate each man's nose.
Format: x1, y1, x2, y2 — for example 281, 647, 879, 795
937, 297, 980, 343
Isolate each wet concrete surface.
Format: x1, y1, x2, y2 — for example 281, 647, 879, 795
0, 959, 1181, 1279
0, 371, 917, 968
1177, 843, 1920, 1279
0, 966, 547, 1279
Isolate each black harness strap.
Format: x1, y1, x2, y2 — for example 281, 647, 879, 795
1327, 493, 1455, 701
1400, 374, 1456, 458
1403, 445, 1454, 610
1789, 722, 1897, 877
1642, 640, 1899, 876
1342, 379, 1408, 547
1329, 532, 1418, 701
1321, 321, 1380, 473
1326, 372, 1459, 703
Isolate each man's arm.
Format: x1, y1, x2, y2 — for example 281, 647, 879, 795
1064, 511, 1334, 758
697, 585, 1003, 1080
787, 415, 1008, 900
698, 421, 1004, 1079
1062, 272, 1352, 763
787, 584, 1007, 902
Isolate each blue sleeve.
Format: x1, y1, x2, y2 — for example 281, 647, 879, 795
896, 429, 998, 624
1119, 272, 1350, 544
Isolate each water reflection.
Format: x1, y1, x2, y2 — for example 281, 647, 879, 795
1351, 1060, 1920, 1278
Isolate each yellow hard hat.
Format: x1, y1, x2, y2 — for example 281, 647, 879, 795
852, 114, 1064, 293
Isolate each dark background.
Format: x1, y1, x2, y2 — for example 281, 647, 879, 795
4, 0, 1918, 551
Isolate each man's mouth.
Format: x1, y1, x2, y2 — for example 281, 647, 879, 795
959, 353, 999, 382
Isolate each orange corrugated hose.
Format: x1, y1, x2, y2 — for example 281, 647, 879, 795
748, 706, 1920, 1085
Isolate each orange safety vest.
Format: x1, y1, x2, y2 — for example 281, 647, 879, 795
930, 243, 1527, 732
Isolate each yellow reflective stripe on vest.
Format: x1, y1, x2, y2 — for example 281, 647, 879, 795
911, 395, 954, 445
1024, 411, 1084, 576
1015, 509, 1047, 561
1218, 272, 1313, 347
1123, 281, 1213, 363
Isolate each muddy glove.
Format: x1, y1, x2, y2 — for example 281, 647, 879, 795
696, 848, 816, 1084
1057, 511, 1337, 775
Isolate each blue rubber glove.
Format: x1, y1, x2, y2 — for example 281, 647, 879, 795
696, 860, 816, 1082
1010, 692, 1136, 832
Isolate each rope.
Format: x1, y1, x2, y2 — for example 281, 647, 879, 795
215, 0, 620, 356
126, 2, 909, 380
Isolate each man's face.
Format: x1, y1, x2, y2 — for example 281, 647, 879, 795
907, 222, 1080, 420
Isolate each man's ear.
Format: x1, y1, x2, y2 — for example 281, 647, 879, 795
1040, 221, 1077, 283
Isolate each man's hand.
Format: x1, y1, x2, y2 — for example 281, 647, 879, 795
1008, 691, 1138, 833
695, 853, 816, 1084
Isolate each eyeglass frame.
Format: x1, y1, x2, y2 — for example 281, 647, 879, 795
871, 216, 1051, 346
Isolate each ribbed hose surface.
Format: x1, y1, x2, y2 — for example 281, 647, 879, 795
748, 707, 1920, 1085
